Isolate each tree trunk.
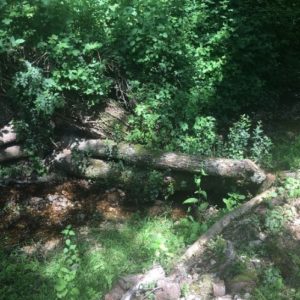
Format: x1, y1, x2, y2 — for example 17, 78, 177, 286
0, 138, 269, 190
54, 151, 195, 192
0, 123, 17, 146
0, 145, 26, 162
71, 139, 267, 187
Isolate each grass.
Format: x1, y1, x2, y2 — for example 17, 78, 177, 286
0, 215, 205, 300
271, 134, 300, 171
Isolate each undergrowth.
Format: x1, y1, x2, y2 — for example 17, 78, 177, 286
0, 215, 204, 300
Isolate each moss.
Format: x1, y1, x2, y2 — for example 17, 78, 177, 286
231, 270, 258, 283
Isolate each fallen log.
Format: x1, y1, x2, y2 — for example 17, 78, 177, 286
0, 145, 26, 162
173, 187, 275, 274
105, 188, 276, 299
54, 150, 195, 192
0, 173, 64, 187
72, 139, 267, 187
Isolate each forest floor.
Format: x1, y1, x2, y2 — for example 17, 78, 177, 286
1, 103, 300, 300
1, 178, 300, 300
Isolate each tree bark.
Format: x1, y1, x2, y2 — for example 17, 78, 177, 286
72, 139, 267, 187
173, 187, 275, 274
0, 138, 269, 190
54, 151, 195, 191
0, 123, 17, 146
0, 145, 26, 162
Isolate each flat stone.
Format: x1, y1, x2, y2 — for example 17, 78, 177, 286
155, 279, 181, 300
216, 295, 232, 300
213, 280, 226, 297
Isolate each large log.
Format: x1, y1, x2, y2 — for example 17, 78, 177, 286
54, 150, 195, 191
0, 138, 269, 190
0, 145, 26, 162
71, 139, 267, 187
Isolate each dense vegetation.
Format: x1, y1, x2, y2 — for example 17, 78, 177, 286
1, 1, 300, 300
1, 0, 299, 156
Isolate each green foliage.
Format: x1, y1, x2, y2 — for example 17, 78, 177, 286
176, 116, 217, 156
272, 134, 300, 170
251, 121, 273, 164
276, 177, 300, 199
284, 177, 300, 198
0, 249, 56, 300
180, 283, 190, 298
226, 115, 251, 159
125, 170, 165, 203
183, 172, 208, 219
207, 235, 227, 261
223, 192, 246, 211
265, 206, 294, 234
252, 267, 300, 300
55, 225, 80, 300
225, 115, 272, 164
175, 217, 207, 245
1, 216, 203, 299
1, 0, 297, 163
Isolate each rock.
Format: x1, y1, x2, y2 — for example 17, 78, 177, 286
233, 295, 244, 300
213, 280, 226, 297
118, 274, 143, 290
104, 284, 125, 300
227, 273, 256, 294
104, 274, 142, 300
196, 274, 215, 299
216, 295, 232, 300
155, 279, 181, 300
186, 295, 202, 300
192, 273, 199, 281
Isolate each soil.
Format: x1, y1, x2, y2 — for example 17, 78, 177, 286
0, 180, 186, 249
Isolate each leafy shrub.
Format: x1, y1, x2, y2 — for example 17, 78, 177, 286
223, 192, 246, 211
265, 206, 294, 234
1, 0, 298, 162
250, 121, 273, 164
176, 116, 217, 156
225, 115, 272, 164
226, 115, 251, 159
55, 225, 80, 300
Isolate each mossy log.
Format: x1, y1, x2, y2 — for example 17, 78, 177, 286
71, 139, 267, 187
0, 138, 269, 190
54, 150, 195, 191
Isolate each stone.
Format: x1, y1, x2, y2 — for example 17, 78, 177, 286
186, 295, 202, 300
227, 274, 256, 294
104, 284, 125, 300
213, 280, 226, 297
119, 274, 143, 290
216, 295, 232, 300
155, 279, 181, 300
196, 274, 215, 299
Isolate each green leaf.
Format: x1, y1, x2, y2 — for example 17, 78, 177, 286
55, 279, 67, 292
2, 18, 12, 25
199, 202, 209, 211
183, 198, 198, 204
